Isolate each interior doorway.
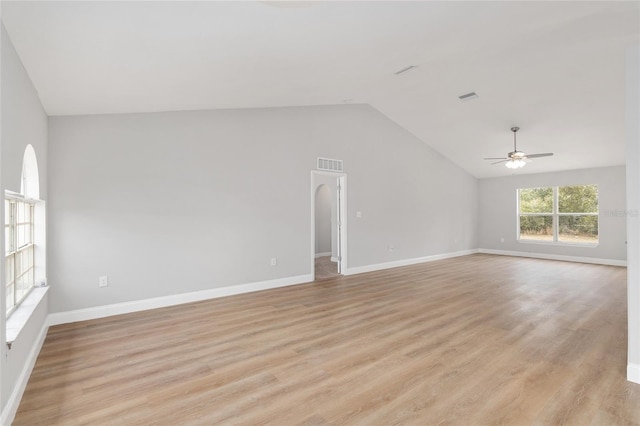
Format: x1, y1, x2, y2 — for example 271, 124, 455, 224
311, 171, 346, 280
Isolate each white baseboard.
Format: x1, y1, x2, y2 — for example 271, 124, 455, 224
314, 252, 331, 258
49, 249, 482, 325
5, 250, 634, 425
343, 249, 479, 276
1, 319, 49, 426
478, 248, 627, 267
629, 363, 640, 385
49, 274, 313, 326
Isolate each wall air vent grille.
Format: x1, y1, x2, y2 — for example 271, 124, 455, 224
317, 157, 344, 173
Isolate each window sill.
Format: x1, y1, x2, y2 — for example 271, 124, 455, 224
518, 240, 599, 248
6, 286, 49, 349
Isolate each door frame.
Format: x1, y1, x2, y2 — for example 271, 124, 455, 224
310, 170, 347, 280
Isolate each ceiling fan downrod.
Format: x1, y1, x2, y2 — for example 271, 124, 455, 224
511, 126, 519, 151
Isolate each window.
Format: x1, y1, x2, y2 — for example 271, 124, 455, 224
518, 187, 554, 242
5, 197, 35, 316
518, 184, 598, 244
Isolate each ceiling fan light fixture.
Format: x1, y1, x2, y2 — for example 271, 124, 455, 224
484, 126, 553, 170
505, 159, 526, 169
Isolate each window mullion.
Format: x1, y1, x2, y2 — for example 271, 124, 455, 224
6, 199, 36, 315
12, 202, 17, 307
31, 205, 35, 288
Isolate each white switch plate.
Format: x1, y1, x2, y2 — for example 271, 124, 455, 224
356, 211, 362, 218
99, 275, 109, 287
270, 258, 277, 266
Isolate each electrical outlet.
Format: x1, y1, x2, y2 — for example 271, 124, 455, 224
270, 258, 277, 267
99, 275, 109, 287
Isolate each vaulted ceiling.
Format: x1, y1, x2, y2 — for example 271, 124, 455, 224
2, 1, 638, 178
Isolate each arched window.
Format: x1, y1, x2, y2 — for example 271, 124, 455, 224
20, 144, 40, 200
5, 145, 41, 316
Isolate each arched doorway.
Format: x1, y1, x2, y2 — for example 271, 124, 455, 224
311, 171, 346, 280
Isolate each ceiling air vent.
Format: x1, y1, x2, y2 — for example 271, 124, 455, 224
458, 92, 479, 101
317, 157, 344, 173
395, 65, 417, 75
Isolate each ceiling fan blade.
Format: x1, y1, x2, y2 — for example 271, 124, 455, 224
491, 159, 509, 165
526, 153, 554, 158
484, 157, 507, 160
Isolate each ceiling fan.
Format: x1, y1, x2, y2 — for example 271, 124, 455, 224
484, 127, 553, 169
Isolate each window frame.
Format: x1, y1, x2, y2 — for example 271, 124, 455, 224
517, 185, 599, 246
5, 193, 36, 317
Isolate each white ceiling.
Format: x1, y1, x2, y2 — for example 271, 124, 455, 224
2, 1, 639, 178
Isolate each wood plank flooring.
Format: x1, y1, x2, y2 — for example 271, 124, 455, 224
14, 254, 640, 425
315, 256, 339, 281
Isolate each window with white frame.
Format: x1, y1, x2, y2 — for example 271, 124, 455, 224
5, 196, 35, 316
518, 184, 599, 244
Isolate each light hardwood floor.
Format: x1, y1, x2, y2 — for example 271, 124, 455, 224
315, 256, 339, 281
14, 254, 640, 425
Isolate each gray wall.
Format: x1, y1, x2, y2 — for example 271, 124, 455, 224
479, 166, 627, 262
0, 24, 49, 415
48, 104, 479, 313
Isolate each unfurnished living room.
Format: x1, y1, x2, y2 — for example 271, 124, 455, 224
1, 1, 640, 424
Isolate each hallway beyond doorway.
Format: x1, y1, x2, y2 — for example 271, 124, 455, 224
314, 256, 339, 280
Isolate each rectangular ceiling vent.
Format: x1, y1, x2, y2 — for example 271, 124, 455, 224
317, 157, 344, 173
394, 65, 417, 75
458, 91, 479, 101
